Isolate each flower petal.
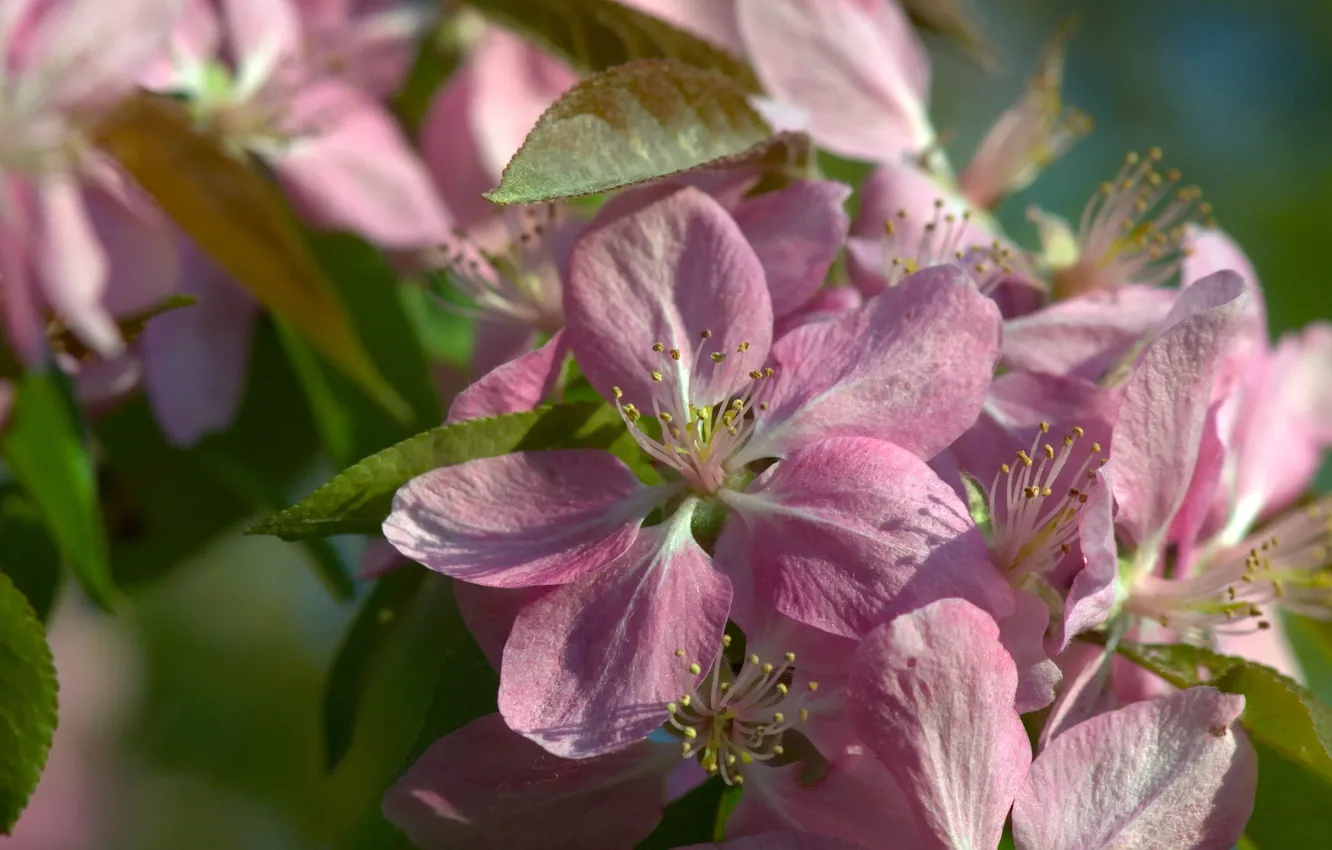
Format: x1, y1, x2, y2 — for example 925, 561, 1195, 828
455, 582, 547, 672
140, 237, 258, 446
222, 0, 301, 89
1108, 272, 1248, 569
1012, 687, 1256, 850
731, 180, 850, 318
719, 437, 1013, 638
737, 265, 1001, 465
1056, 468, 1119, 651
848, 599, 1031, 850
33, 173, 118, 358
1001, 285, 1178, 380
446, 331, 568, 424
276, 82, 452, 248
614, 0, 745, 54
682, 832, 868, 850
469, 27, 578, 178
383, 713, 673, 850
383, 451, 668, 588
1001, 590, 1060, 714
565, 186, 772, 408
498, 500, 731, 757
420, 58, 501, 232
727, 754, 920, 850
736, 0, 932, 161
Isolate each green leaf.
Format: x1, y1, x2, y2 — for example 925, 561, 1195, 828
1242, 739, 1332, 849
0, 490, 63, 623
1283, 612, 1332, 706
279, 233, 441, 468
1113, 640, 1332, 782
248, 402, 634, 540
347, 573, 498, 850
636, 778, 723, 849
959, 470, 994, 549
323, 568, 427, 771
0, 368, 115, 609
94, 93, 410, 422
98, 323, 321, 589
457, 0, 757, 84
485, 58, 811, 205
0, 570, 58, 833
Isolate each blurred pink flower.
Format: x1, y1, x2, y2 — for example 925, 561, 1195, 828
0, 0, 180, 366
384, 186, 1008, 757
148, 0, 448, 248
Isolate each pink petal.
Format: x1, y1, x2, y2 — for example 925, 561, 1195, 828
383, 451, 670, 588
1108, 272, 1248, 566
565, 186, 772, 408
1183, 227, 1266, 338
1056, 468, 1118, 651
848, 599, 1031, 850
221, 0, 302, 80
140, 237, 258, 446
684, 835, 869, 850
469, 27, 579, 178
719, 437, 1013, 638
847, 164, 999, 298
498, 502, 731, 757
773, 285, 862, 339
1216, 618, 1303, 680
1001, 285, 1178, 380
727, 754, 920, 849
276, 82, 452, 248
736, 0, 932, 161
1001, 591, 1060, 714
1013, 687, 1256, 850
383, 713, 673, 850
420, 60, 502, 232
471, 319, 541, 378
0, 178, 45, 366
446, 331, 567, 424
138, 0, 223, 93
81, 164, 178, 318
737, 265, 1001, 465
300, 0, 430, 97
17, 0, 178, 111
1037, 642, 1117, 750
731, 180, 850, 318
614, 0, 744, 54
1228, 323, 1332, 524
33, 173, 118, 358
455, 582, 544, 671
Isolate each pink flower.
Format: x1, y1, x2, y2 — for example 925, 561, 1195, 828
1028, 149, 1209, 299
150, 0, 449, 248
384, 186, 1008, 756
383, 585, 905, 850
846, 598, 1257, 850
0, 0, 180, 366
432, 174, 851, 376
420, 27, 578, 235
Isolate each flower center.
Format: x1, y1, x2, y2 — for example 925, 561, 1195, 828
613, 330, 773, 495
989, 422, 1106, 580
880, 198, 1014, 292
1128, 497, 1332, 634
665, 635, 817, 786
429, 205, 565, 331
1053, 148, 1210, 297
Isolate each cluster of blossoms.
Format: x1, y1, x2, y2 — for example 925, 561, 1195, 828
367, 4, 1332, 850
2, 1, 1329, 848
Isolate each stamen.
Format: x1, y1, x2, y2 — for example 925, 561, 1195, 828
663, 643, 817, 786
988, 423, 1104, 580
613, 337, 774, 494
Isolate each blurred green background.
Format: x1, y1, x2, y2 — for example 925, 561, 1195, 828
5, 1, 1331, 848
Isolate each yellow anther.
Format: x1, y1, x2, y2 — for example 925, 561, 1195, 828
652, 342, 665, 352
710, 352, 726, 363
1090, 442, 1102, 453
689, 663, 702, 675
722, 634, 733, 647
1044, 444, 1055, 459
776, 683, 789, 695
784, 652, 796, 662
651, 370, 663, 382
759, 402, 769, 411
612, 386, 623, 399
684, 727, 698, 739
669, 349, 681, 361
660, 412, 673, 423
682, 742, 693, 755
749, 654, 760, 665
675, 648, 686, 657
807, 681, 819, 692
737, 341, 750, 352
700, 329, 713, 340
1040, 421, 1050, 433
1000, 463, 1011, 475
799, 709, 810, 723
772, 712, 785, 724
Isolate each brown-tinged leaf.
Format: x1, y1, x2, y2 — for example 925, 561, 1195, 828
486, 58, 809, 205
456, 0, 757, 87
93, 93, 409, 421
